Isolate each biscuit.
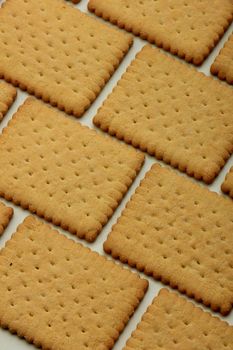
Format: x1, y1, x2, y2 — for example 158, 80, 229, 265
222, 166, 233, 198
0, 201, 13, 236
124, 289, 233, 350
0, 98, 144, 242
104, 164, 233, 315
0, 81, 16, 122
88, 0, 233, 65
94, 45, 233, 184
0, 216, 148, 350
0, 0, 132, 117
211, 33, 233, 85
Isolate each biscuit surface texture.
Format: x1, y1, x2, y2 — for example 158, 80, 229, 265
0, 216, 148, 350
222, 166, 233, 198
104, 164, 233, 315
0, 201, 13, 236
0, 81, 16, 122
88, 0, 233, 65
124, 289, 233, 350
94, 45, 233, 184
0, 0, 132, 117
0, 98, 144, 242
211, 33, 233, 85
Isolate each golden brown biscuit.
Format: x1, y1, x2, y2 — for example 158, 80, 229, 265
0, 0, 132, 117
124, 289, 233, 350
104, 164, 233, 315
0, 98, 144, 242
0, 216, 148, 350
88, 0, 233, 65
94, 45, 233, 184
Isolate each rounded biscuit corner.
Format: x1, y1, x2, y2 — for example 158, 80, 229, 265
22, 96, 37, 106
220, 302, 232, 317
158, 287, 170, 297
192, 53, 205, 66
22, 215, 38, 227
221, 181, 228, 194
93, 114, 100, 127
103, 238, 114, 256
84, 230, 98, 243
221, 180, 233, 199
87, 0, 96, 12
210, 62, 218, 76
151, 163, 162, 172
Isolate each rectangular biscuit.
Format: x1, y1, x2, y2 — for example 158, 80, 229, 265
211, 33, 233, 85
124, 289, 233, 350
0, 98, 144, 242
0, 216, 148, 350
104, 164, 233, 315
94, 45, 233, 184
88, 0, 233, 65
0, 0, 132, 117
0, 201, 13, 236
221, 166, 233, 198
0, 81, 16, 122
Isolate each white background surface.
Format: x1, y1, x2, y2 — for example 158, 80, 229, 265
0, 0, 233, 349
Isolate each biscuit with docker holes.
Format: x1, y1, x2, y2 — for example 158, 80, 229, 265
0, 98, 144, 242
0, 216, 148, 350
88, 0, 233, 65
124, 289, 233, 350
104, 164, 233, 315
94, 45, 233, 184
0, 0, 132, 117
